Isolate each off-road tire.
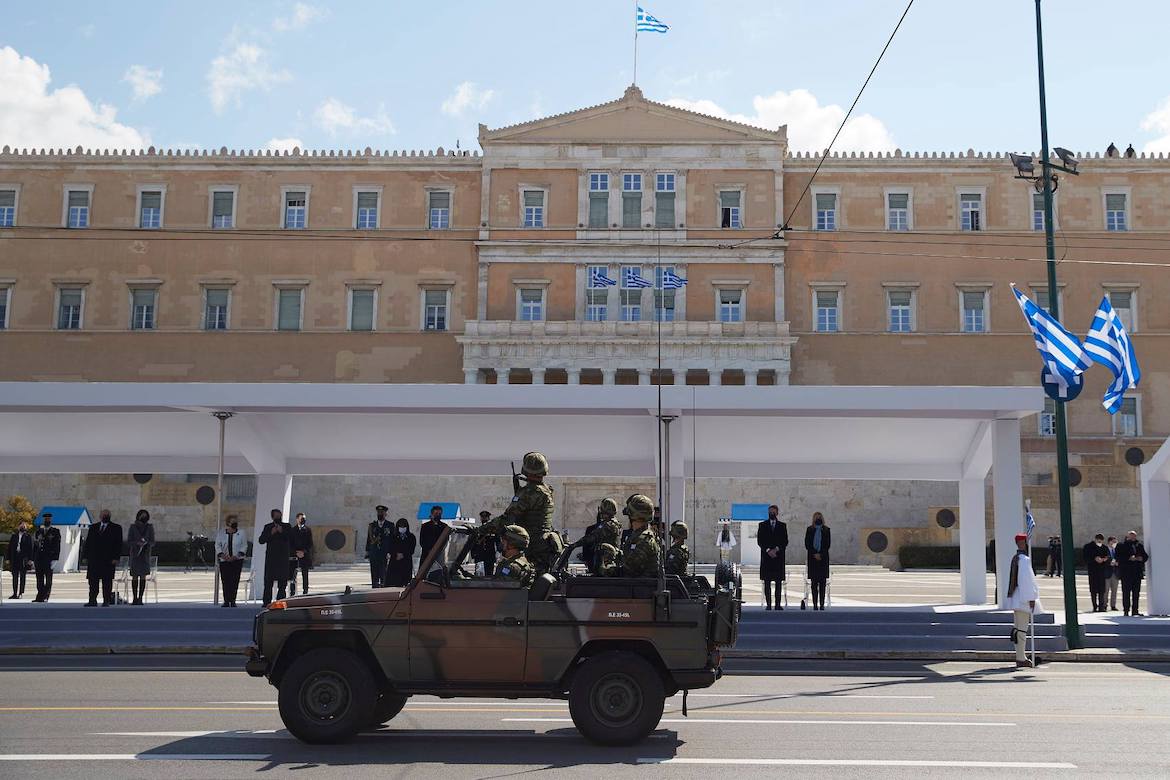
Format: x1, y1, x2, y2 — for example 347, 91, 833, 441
367, 692, 409, 728
568, 651, 665, 746
277, 647, 377, 744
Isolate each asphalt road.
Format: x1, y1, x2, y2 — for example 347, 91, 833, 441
1, 660, 1167, 778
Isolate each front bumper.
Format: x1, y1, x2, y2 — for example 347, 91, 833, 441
244, 646, 268, 678
671, 667, 720, 689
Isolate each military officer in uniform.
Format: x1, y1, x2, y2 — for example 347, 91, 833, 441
32, 512, 61, 602
621, 494, 662, 578
480, 452, 564, 574
366, 504, 391, 588
665, 521, 690, 577
494, 525, 535, 587
581, 498, 621, 575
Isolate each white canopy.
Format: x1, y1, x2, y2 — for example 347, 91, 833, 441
1139, 444, 1170, 614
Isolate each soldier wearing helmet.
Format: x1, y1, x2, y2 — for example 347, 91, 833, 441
621, 494, 662, 578
665, 522, 690, 576
580, 498, 623, 575
494, 525, 535, 587
479, 452, 564, 575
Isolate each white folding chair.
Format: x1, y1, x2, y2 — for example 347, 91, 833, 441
146, 556, 159, 604
241, 559, 257, 604
114, 556, 131, 603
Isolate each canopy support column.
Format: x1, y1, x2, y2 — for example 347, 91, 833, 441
991, 418, 1025, 608
959, 478, 988, 605
1140, 476, 1170, 615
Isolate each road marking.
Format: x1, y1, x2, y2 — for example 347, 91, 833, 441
205, 700, 570, 707
97, 731, 281, 738
679, 693, 934, 700
0, 707, 273, 712
503, 718, 1015, 727
637, 758, 1077, 769
0, 754, 270, 762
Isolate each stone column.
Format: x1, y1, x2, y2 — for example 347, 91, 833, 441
531, 368, 546, 385
601, 368, 616, 385
463, 368, 480, 385
250, 473, 293, 601
638, 369, 651, 385
744, 369, 760, 386
709, 369, 722, 386
498, 368, 512, 385
566, 369, 581, 385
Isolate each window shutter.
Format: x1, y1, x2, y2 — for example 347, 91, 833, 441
888, 290, 911, 307
815, 193, 836, 210
523, 190, 543, 207
429, 191, 450, 210
278, 289, 302, 330
357, 192, 378, 209
206, 289, 229, 308
140, 191, 162, 209
720, 289, 741, 305
60, 289, 82, 307
622, 192, 641, 226
962, 291, 984, 310
816, 290, 838, 308
1109, 290, 1132, 310
212, 191, 233, 216
589, 193, 608, 227
1105, 193, 1126, 211
888, 193, 908, 209
0, 190, 14, 208
68, 191, 89, 207
961, 193, 982, 204
286, 191, 306, 206
132, 289, 154, 309
719, 191, 740, 208
350, 290, 374, 330
655, 191, 675, 227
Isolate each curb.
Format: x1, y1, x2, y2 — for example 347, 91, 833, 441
724, 649, 1170, 663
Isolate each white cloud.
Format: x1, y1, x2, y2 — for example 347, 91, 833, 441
206, 42, 291, 114
441, 81, 496, 118
1140, 98, 1170, 154
266, 137, 304, 152
273, 2, 326, 32
0, 46, 148, 149
313, 97, 395, 136
123, 64, 163, 102
665, 88, 896, 152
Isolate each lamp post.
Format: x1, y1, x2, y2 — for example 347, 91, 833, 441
211, 411, 234, 605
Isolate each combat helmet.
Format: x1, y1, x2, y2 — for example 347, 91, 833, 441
521, 451, 549, 477
669, 521, 688, 541
598, 498, 618, 518
503, 524, 530, 550
623, 494, 655, 523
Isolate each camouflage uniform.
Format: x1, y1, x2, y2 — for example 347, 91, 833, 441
582, 498, 623, 575
665, 522, 690, 576
493, 525, 535, 586
597, 542, 622, 577
621, 494, 661, 578
481, 453, 564, 574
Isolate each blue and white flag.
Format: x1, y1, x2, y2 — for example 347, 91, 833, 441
1025, 507, 1035, 538
623, 267, 653, 288
636, 6, 669, 33
589, 267, 617, 287
660, 269, 688, 289
1084, 296, 1141, 414
1011, 285, 1091, 389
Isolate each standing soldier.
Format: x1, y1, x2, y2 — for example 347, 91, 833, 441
621, 494, 662, 578
32, 512, 61, 603
479, 452, 563, 574
493, 525, 535, 587
665, 521, 690, 576
581, 498, 621, 575
366, 504, 390, 588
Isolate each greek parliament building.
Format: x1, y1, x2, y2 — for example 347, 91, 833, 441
0, 86, 1167, 565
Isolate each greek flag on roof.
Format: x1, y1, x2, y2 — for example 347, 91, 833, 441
1011, 284, 1091, 388
589, 267, 617, 287
636, 6, 669, 33
624, 267, 653, 288
660, 269, 688, 289
1084, 295, 1141, 414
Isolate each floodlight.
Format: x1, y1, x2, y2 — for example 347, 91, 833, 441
1053, 147, 1078, 172
1009, 153, 1035, 176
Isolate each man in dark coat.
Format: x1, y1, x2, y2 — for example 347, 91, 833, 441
385, 518, 417, 587
366, 504, 391, 588
757, 504, 788, 611
1115, 530, 1150, 616
1083, 534, 1111, 612
804, 512, 831, 610
84, 510, 123, 606
288, 513, 314, 596
258, 508, 291, 606
6, 521, 33, 599
32, 512, 61, 602
418, 505, 447, 569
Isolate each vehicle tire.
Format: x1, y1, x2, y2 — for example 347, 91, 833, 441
568, 651, 665, 746
277, 647, 377, 744
367, 692, 408, 728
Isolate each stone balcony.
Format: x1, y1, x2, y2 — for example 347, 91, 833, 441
456, 320, 797, 385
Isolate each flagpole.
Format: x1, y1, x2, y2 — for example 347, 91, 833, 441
633, 0, 639, 85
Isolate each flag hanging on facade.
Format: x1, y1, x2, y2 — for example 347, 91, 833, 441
660, 269, 688, 289
1011, 285, 1091, 389
1084, 295, 1141, 414
636, 6, 670, 33
623, 267, 653, 288
589, 267, 617, 287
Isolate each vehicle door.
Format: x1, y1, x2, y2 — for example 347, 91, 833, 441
408, 578, 528, 682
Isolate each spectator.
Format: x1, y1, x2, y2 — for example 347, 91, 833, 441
804, 512, 831, 611
215, 515, 246, 607
1045, 536, 1062, 577
1083, 534, 1111, 612
126, 509, 155, 605
6, 520, 32, 600
32, 512, 61, 602
365, 504, 391, 588
419, 505, 447, 568
84, 510, 123, 607
1004, 532, 1041, 668
1105, 536, 1120, 612
288, 513, 313, 596
758, 504, 788, 611
471, 510, 498, 576
385, 518, 417, 586
258, 508, 291, 606
1116, 530, 1150, 617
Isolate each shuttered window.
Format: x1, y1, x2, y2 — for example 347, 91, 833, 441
277, 288, 302, 331
212, 191, 234, 228
349, 289, 375, 331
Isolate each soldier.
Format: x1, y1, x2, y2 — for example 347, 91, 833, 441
665, 521, 690, 577
581, 498, 621, 575
622, 494, 662, 578
32, 512, 61, 603
366, 504, 391, 588
480, 452, 564, 574
494, 525, 535, 587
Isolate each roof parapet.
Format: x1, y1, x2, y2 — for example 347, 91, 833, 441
0, 144, 480, 160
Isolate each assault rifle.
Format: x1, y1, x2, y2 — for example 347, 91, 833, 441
511, 461, 523, 496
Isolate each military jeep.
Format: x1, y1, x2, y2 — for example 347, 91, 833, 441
246, 524, 740, 746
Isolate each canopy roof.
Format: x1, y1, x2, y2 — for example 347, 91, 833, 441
36, 506, 91, 526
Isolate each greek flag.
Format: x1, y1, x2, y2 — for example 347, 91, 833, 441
1026, 508, 1035, 538
623, 267, 653, 288
636, 6, 669, 33
660, 269, 688, 289
1011, 285, 1091, 388
589, 267, 617, 287
1084, 296, 1141, 414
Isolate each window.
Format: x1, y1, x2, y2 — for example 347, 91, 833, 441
655, 173, 676, 228
620, 265, 642, 322
56, 288, 83, 330
887, 290, 913, 332
212, 190, 235, 229
1114, 397, 1140, 437
67, 190, 90, 228
356, 191, 379, 229
585, 265, 609, 321
204, 288, 230, 331
719, 191, 741, 228
588, 173, 609, 228
718, 289, 743, 323
284, 190, 307, 229
276, 288, 303, 331
815, 289, 840, 332
1032, 192, 1047, 232
962, 290, 987, 332
428, 191, 450, 229
960, 192, 982, 231
1105, 193, 1128, 231
0, 287, 9, 329
1031, 285, 1061, 315
815, 192, 837, 231
1106, 289, 1136, 332
423, 289, 449, 331
348, 288, 376, 331
129, 288, 157, 330
139, 190, 162, 229
654, 266, 676, 322
522, 190, 545, 228
887, 192, 910, 231
518, 288, 544, 321
622, 173, 642, 228
0, 189, 14, 227
1039, 398, 1056, 437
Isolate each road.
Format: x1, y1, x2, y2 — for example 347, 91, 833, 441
1, 659, 1167, 778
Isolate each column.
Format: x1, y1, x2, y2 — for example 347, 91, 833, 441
744, 369, 760, 386
601, 368, 616, 385
498, 368, 511, 385
531, 368, 546, 385
463, 368, 480, 385
476, 262, 489, 320
251, 473, 293, 601
638, 369, 651, 385
959, 477, 988, 605
566, 369, 581, 385
709, 369, 722, 387
991, 418, 1024, 608
1141, 477, 1170, 615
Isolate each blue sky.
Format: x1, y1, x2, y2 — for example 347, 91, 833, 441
3, 0, 1170, 155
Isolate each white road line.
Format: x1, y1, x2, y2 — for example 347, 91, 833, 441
678, 693, 934, 700
637, 758, 1077, 769
0, 754, 270, 761
97, 731, 281, 738
503, 718, 1015, 727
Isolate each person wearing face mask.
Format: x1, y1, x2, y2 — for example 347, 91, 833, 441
385, 518, 417, 587
366, 504, 391, 588
419, 505, 448, 570
258, 508, 291, 606
804, 512, 831, 611
1083, 534, 1111, 613
757, 504, 788, 611
32, 513, 61, 603
126, 510, 155, 605
84, 510, 123, 607
1116, 530, 1150, 617
215, 516, 246, 607
6, 521, 33, 599
288, 513, 314, 596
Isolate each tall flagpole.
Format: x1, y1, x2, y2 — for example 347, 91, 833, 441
632, 0, 639, 84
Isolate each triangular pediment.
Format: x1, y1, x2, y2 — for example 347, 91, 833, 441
480, 86, 786, 145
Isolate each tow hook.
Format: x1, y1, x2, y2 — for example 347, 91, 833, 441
682, 689, 688, 717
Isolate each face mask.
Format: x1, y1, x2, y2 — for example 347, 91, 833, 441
398, 527, 407, 534
814, 519, 823, 526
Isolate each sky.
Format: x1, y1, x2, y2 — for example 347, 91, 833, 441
3, 0, 1170, 156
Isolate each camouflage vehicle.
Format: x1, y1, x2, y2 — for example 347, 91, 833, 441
246, 523, 740, 746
